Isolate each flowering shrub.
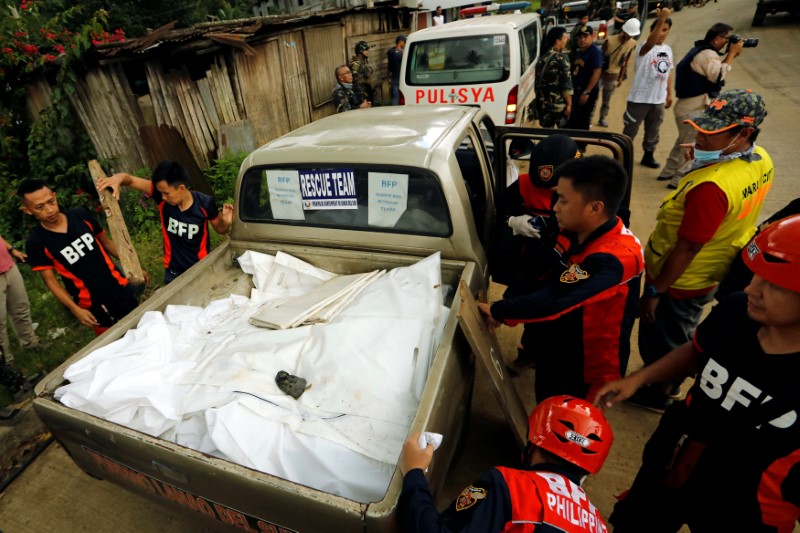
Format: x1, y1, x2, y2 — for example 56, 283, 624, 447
0, 1, 118, 243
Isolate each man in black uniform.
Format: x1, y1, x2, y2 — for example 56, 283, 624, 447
399, 395, 613, 532
18, 179, 139, 335
595, 215, 800, 532
97, 161, 233, 284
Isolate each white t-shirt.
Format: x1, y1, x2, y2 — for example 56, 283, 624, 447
627, 43, 673, 104
433, 14, 444, 25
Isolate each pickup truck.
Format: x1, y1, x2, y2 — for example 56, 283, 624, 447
33, 106, 634, 532
752, 0, 798, 25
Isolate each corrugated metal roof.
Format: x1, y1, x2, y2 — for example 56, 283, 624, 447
92, 7, 379, 60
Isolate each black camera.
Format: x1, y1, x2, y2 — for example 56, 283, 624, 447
730, 34, 759, 48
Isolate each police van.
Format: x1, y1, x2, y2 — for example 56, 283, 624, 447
399, 12, 542, 125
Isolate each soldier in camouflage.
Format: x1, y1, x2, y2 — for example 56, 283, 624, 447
348, 41, 376, 104
534, 27, 573, 128
332, 65, 371, 113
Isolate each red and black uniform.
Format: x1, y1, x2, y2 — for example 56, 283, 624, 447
400, 463, 607, 532
491, 176, 558, 286
151, 184, 220, 281
491, 217, 643, 402
611, 293, 800, 532
25, 208, 137, 329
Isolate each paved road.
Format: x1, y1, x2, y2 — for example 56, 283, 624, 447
1, 1, 799, 530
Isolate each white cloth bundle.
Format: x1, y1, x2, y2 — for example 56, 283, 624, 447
56, 251, 448, 503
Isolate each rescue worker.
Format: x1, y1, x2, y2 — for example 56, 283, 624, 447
348, 40, 375, 104
534, 26, 573, 128
493, 134, 581, 286
594, 215, 800, 533
399, 395, 613, 532
332, 65, 370, 113
480, 156, 643, 402
634, 89, 774, 411
96, 161, 234, 284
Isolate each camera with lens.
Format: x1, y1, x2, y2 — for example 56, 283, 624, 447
730, 34, 759, 48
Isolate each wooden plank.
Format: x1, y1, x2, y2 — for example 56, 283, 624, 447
172, 72, 209, 167
197, 78, 220, 133
279, 30, 312, 130
88, 160, 146, 286
457, 281, 529, 450
218, 119, 255, 158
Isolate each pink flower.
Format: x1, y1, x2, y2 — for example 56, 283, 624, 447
22, 44, 39, 56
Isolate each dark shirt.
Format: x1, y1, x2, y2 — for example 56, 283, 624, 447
26, 207, 129, 309
388, 47, 404, 82
572, 44, 603, 93
149, 185, 220, 275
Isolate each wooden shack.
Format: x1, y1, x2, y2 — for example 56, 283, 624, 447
27, 7, 412, 175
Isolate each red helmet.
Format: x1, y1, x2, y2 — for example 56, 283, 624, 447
528, 395, 613, 474
743, 215, 800, 293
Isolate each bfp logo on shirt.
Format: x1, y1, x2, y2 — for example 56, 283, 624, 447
167, 218, 200, 239
60, 233, 96, 265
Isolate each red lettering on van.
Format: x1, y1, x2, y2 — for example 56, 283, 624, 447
470, 87, 481, 101
484, 87, 495, 102
458, 88, 468, 103
415, 90, 424, 103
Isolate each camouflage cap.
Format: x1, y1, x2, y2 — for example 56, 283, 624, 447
684, 89, 767, 134
529, 134, 582, 188
576, 25, 594, 36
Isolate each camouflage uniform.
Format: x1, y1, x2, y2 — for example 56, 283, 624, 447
332, 83, 367, 113
348, 55, 375, 103
534, 49, 574, 128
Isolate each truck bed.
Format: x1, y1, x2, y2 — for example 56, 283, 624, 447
34, 239, 483, 532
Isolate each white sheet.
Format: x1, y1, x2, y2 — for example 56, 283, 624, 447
56, 251, 448, 503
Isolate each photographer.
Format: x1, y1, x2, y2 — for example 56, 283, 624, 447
657, 23, 744, 188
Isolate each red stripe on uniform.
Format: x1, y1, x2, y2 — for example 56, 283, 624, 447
758, 448, 800, 532
44, 249, 93, 308
84, 223, 128, 287
198, 206, 210, 260
159, 202, 172, 269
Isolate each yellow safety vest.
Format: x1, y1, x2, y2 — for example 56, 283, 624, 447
645, 146, 774, 291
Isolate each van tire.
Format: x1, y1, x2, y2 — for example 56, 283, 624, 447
752, 6, 766, 26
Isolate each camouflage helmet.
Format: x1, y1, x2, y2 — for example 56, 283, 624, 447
685, 89, 767, 134
355, 40, 371, 54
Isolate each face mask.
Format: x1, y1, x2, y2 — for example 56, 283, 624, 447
692, 146, 724, 163
693, 132, 741, 164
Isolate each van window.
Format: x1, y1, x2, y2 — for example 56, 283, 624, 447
519, 24, 540, 75
239, 165, 452, 237
407, 35, 511, 85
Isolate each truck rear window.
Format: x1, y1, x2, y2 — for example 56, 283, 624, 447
239, 165, 452, 237
407, 34, 511, 85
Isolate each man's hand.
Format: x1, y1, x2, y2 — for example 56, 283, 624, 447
72, 307, 99, 328
508, 215, 541, 238
96, 173, 126, 200
592, 377, 641, 410
359, 101, 372, 109
564, 103, 572, 118
639, 295, 659, 323
399, 433, 435, 476
579, 93, 589, 105
665, 93, 673, 109
680, 143, 694, 162
477, 302, 502, 329
728, 39, 744, 59
221, 203, 234, 225
11, 249, 27, 263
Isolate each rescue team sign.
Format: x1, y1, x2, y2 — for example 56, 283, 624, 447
83, 447, 298, 533
413, 87, 496, 104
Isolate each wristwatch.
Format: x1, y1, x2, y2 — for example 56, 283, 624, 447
643, 284, 662, 298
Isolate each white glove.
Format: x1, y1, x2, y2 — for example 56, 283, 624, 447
508, 215, 541, 239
